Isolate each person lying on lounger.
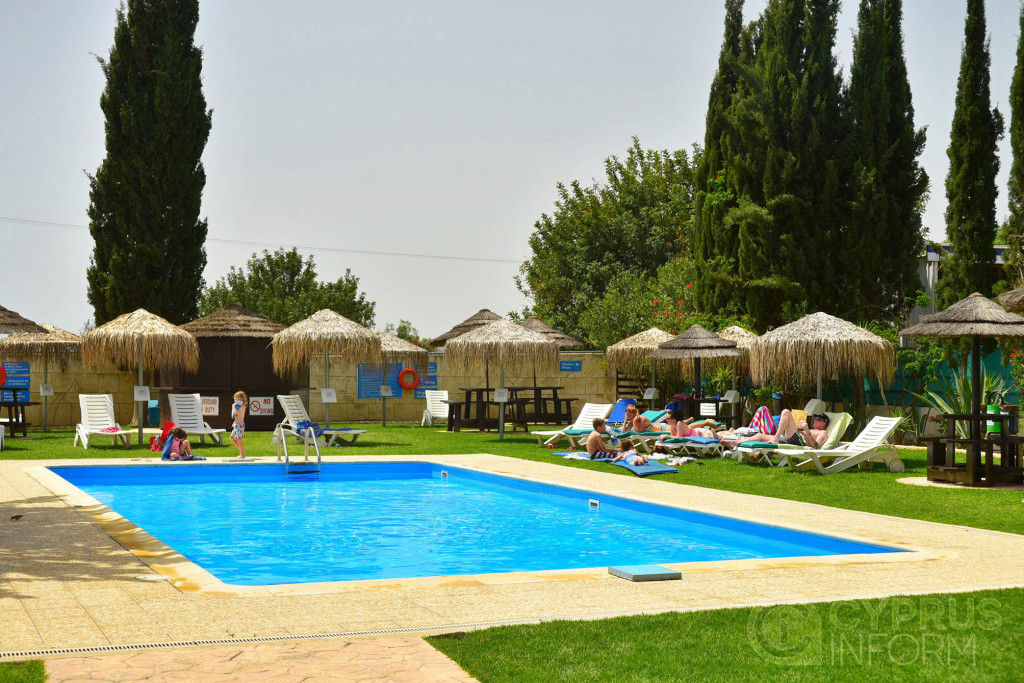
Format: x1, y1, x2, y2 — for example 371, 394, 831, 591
586, 418, 619, 460
612, 439, 649, 466
657, 409, 720, 442
718, 410, 829, 449
622, 404, 669, 433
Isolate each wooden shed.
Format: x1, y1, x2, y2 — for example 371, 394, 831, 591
162, 305, 306, 431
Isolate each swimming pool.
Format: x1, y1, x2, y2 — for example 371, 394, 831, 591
50, 463, 901, 585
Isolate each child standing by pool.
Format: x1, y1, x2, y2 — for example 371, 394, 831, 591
231, 390, 247, 459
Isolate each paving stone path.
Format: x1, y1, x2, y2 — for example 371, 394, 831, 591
44, 636, 478, 682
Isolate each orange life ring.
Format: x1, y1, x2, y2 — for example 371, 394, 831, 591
397, 368, 420, 390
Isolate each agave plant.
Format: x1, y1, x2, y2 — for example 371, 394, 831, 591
913, 366, 1008, 438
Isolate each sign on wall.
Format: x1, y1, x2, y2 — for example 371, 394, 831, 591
1, 361, 30, 402
200, 396, 219, 416
321, 388, 337, 403
560, 360, 582, 372
1, 390, 29, 402
249, 396, 275, 416
357, 364, 404, 399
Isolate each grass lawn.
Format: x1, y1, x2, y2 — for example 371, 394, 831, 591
429, 588, 1024, 683
4, 423, 1023, 681
5, 423, 1022, 535
0, 660, 45, 683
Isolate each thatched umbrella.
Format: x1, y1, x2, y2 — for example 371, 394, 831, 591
82, 309, 200, 445
717, 325, 759, 392
180, 303, 285, 338
0, 323, 81, 431
432, 308, 503, 345
377, 332, 428, 427
999, 286, 1024, 313
750, 312, 895, 400
444, 319, 558, 439
652, 325, 742, 400
521, 317, 582, 348
606, 327, 675, 399
0, 304, 46, 334
271, 309, 381, 427
900, 293, 1024, 435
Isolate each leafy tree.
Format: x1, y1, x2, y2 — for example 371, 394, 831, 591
1003, 4, 1024, 288
199, 248, 375, 327
578, 272, 652, 350
936, 0, 1004, 307
382, 320, 424, 347
517, 138, 696, 342
86, 0, 212, 324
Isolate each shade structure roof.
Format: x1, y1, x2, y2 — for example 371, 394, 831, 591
717, 325, 759, 352
181, 303, 285, 338
750, 312, 895, 385
605, 327, 675, 371
443, 319, 558, 370
432, 309, 503, 345
651, 325, 742, 360
901, 292, 1024, 339
999, 285, 1024, 313
521, 316, 583, 348
271, 309, 381, 377
0, 304, 46, 334
379, 332, 429, 366
0, 323, 81, 362
82, 309, 199, 372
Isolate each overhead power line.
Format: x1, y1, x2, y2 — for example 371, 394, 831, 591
0, 215, 526, 265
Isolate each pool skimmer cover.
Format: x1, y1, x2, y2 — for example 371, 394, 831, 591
608, 565, 682, 582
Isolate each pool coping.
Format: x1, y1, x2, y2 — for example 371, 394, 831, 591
27, 458, 945, 597
5, 452, 1024, 656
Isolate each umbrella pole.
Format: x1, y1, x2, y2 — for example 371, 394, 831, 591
499, 366, 505, 441
381, 361, 387, 428
972, 336, 981, 442
324, 350, 331, 428
695, 358, 702, 400
42, 353, 48, 432
817, 356, 822, 401
137, 347, 144, 446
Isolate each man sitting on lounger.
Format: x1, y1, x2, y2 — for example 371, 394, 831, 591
586, 418, 619, 460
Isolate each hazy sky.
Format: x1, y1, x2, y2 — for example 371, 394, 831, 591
1, 1, 1022, 337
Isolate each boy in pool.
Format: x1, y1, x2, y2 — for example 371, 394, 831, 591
612, 439, 649, 466
585, 418, 618, 460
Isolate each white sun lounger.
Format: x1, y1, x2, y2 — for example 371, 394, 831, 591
168, 393, 226, 445
275, 394, 366, 446
74, 394, 131, 449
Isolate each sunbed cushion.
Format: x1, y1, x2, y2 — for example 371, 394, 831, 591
613, 461, 678, 476
738, 440, 778, 449
562, 428, 593, 436
683, 436, 720, 445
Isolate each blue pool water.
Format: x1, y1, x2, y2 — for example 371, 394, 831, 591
51, 463, 900, 585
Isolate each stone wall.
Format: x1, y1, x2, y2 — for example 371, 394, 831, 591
13, 358, 138, 429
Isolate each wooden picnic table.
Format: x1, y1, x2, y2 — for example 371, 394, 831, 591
0, 400, 40, 437
919, 411, 1024, 487
455, 386, 571, 431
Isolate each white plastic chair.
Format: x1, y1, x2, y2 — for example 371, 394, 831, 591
74, 394, 131, 449
422, 390, 449, 427
168, 393, 226, 445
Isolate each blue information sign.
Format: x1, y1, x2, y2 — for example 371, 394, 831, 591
428, 362, 438, 374
560, 360, 582, 372
357, 364, 404, 399
2, 375, 30, 389
1, 361, 29, 375
1, 390, 29, 402
419, 374, 438, 388
414, 388, 427, 400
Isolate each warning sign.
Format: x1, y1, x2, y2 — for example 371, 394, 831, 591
201, 396, 219, 416
249, 396, 275, 416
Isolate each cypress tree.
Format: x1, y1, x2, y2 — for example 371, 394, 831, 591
1004, 4, 1024, 286
86, 0, 212, 325
845, 0, 927, 317
694, 0, 743, 312
936, 0, 1003, 306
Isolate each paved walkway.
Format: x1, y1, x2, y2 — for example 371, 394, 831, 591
44, 636, 476, 682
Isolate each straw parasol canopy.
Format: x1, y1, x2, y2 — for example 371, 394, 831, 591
0, 304, 46, 334
445, 319, 558, 439
379, 332, 428, 366
900, 293, 1024, 424
717, 325, 759, 358
83, 309, 199, 372
181, 303, 285, 338
82, 309, 200, 444
0, 323, 81, 362
999, 285, 1024, 313
521, 316, 583, 349
651, 325, 742, 399
432, 308, 503, 345
605, 327, 675, 371
272, 309, 381, 426
750, 312, 895, 398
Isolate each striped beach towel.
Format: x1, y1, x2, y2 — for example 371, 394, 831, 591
749, 406, 776, 435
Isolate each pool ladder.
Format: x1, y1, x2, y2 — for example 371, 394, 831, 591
275, 426, 323, 477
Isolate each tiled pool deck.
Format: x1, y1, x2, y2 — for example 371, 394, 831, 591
3, 454, 1024, 660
